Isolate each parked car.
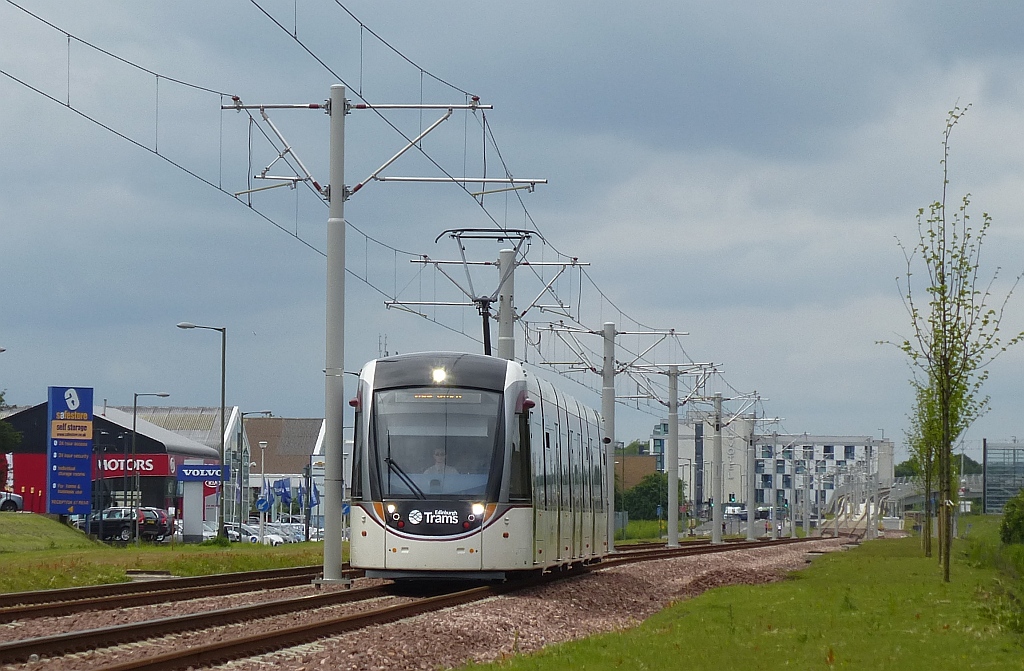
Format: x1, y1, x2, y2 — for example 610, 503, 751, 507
266, 522, 305, 543
226, 523, 284, 546
87, 507, 173, 542
0, 491, 23, 512
202, 521, 219, 541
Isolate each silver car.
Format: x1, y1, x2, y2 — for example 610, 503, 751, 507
0, 491, 23, 512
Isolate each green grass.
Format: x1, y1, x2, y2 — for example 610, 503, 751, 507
0, 513, 334, 593
466, 518, 1024, 670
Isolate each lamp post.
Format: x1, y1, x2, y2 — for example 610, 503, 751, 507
177, 321, 227, 539
238, 411, 271, 527
133, 391, 169, 546
259, 441, 267, 544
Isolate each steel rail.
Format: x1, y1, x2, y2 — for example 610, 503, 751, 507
0, 565, 323, 609
92, 579, 549, 671
0, 567, 368, 624
598, 536, 818, 569
0, 583, 392, 665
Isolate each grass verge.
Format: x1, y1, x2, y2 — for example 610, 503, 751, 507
0, 513, 333, 593
467, 523, 1024, 670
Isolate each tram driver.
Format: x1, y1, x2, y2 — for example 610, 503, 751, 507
424, 448, 459, 476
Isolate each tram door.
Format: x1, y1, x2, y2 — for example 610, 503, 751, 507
535, 386, 557, 568
556, 397, 570, 562
571, 427, 583, 558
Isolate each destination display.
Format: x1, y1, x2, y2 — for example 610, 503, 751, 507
46, 386, 93, 515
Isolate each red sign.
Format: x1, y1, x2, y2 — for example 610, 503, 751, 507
92, 454, 178, 478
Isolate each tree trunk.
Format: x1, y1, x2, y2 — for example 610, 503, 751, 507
923, 450, 932, 558
939, 361, 952, 582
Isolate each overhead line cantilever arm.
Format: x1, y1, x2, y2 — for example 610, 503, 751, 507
258, 108, 323, 194
351, 103, 493, 110
376, 177, 547, 184
351, 108, 454, 195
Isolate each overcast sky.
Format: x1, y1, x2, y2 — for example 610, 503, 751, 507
3, 1, 1024, 460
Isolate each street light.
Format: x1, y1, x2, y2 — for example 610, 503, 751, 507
133, 391, 169, 546
238, 410, 272, 527
177, 321, 227, 539
259, 440, 267, 544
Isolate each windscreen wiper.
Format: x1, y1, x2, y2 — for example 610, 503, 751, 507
385, 432, 426, 499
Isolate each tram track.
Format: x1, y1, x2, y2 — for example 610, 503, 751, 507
0, 565, 362, 624
1, 536, 826, 671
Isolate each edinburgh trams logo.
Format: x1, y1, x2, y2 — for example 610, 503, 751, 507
407, 509, 459, 525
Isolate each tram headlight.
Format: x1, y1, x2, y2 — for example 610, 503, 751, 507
471, 503, 485, 517
387, 504, 397, 514
432, 368, 447, 384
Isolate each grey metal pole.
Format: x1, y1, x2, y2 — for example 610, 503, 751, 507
803, 451, 811, 536
496, 248, 515, 361
602, 322, 616, 552
711, 393, 723, 544
770, 432, 778, 540
790, 452, 798, 539
323, 84, 347, 582
667, 366, 679, 547
132, 394, 139, 547
746, 417, 757, 541
866, 444, 875, 539
259, 441, 266, 544
219, 328, 226, 539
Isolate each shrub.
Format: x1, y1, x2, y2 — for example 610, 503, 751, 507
999, 489, 1024, 544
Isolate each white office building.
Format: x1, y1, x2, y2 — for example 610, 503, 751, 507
650, 414, 894, 518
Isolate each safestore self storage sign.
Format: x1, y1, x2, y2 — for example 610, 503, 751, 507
46, 386, 93, 515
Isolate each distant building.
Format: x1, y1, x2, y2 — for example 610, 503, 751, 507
983, 439, 1024, 513
649, 414, 894, 516
0, 402, 217, 514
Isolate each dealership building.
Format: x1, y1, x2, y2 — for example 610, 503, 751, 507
1, 402, 218, 514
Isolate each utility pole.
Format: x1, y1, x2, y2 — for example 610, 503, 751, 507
712, 393, 723, 544
496, 248, 515, 360
602, 323, 617, 550
667, 366, 679, 547
386, 230, 575, 360
803, 447, 811, 536
323, 84, 347, 582
746, 404, 757, 541
770, 432, 778, 540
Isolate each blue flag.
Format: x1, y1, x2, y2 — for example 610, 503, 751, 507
274, 479, 292, 507
309, 482, 320, 508
298, 481, 307, 509
256, 475, 274, 512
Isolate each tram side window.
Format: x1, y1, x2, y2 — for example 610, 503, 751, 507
509, 412, 532, 501
544, 431, 553, 510
351, 411, 364, 500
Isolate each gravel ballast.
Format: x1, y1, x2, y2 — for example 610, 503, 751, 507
2, 538, 845, 671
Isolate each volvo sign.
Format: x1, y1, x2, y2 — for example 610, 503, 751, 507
176, 465, 230, 482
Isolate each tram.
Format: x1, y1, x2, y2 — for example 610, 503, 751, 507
348, 352, 608, 580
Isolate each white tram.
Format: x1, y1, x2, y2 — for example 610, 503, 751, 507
348, 352, 609, 580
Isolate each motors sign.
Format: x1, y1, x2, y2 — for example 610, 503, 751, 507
176, 465, 230, 482
46, 386, 93, 515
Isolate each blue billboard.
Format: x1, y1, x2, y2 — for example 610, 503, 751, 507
46, 386, 94, 515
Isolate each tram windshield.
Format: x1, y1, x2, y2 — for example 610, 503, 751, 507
372, 387, 502, 498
